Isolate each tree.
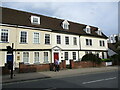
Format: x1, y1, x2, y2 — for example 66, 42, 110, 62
81, 53, 102, 67
111, 41, 120, 65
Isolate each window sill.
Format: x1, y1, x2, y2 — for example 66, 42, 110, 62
23, 62, 29, 65
45, 44, 51, 45
33, 43, 40, 44
31, 22, 40, 25
0, 42, 9, 43
43, 61, 49, 63
86, 45, 92, 46
34, 62, 40, 64
19, 43, 28, 44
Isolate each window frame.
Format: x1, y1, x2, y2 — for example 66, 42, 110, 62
65, 52, 68, 60
0, 29, 9, 43
20, 31, 28, 44
99, 40, 105, 47
31, 16, 40, 25
65, 36, 69, 45
73, 52, 76, 60
33, 32, 40, 44
56, 35, 61, 44
34, 52, 40, 63
45, 34, 50, 45
23, 52, 29, 64
86, 39, 92, 46
44, 52, 49, 63
73, 37, 77, 45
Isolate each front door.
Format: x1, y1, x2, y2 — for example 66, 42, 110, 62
54, 53, 59, 62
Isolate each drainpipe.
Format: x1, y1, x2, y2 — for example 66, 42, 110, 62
78, 35, 81, 61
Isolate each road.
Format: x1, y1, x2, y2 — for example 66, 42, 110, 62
2, 71, 118, 89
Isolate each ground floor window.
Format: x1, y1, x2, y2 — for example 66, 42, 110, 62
44, 52, 48, 63
102, 52, 105, 59
34, 52, 39, 63
73, 52, 76, 60
23, 52, 29, 63
65, 52, 68, 60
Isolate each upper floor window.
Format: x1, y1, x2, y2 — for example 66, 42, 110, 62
45, 34, 50, 44
0, 29, 8, 42
20, 31, 27, 43
97, 28, 102, 35
73, 37, 77, 45
33, 32, 40, 44
100, 40, 105, 47
31, 16, 40, 25
85, 25, 91, 34
65, 36, 69, 45
62, 20, 69, 30
86, 39, 92, 46
57, 35, 61, 44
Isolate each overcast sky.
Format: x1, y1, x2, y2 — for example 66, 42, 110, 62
1, 0, 118, 36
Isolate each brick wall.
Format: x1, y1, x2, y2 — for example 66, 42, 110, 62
19, 60, 66, 73
70, 60, 106, 69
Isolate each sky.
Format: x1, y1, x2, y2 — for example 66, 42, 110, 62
1, 0, 119, 36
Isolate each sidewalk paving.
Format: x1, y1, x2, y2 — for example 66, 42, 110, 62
2, 66, 118, 84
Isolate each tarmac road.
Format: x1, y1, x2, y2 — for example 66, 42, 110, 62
2, 70, 118, 89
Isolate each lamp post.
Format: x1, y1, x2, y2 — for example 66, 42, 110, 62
6, 43, 14, 79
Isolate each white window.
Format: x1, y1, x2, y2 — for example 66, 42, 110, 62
34, 52, 39, 63
100, 40, 105, 47
73, 52, 76, 60
65, 52, 68, 60
85, 25, 91, 34
56, 35, 61, 44
44, 52, 49, 63
73, 37, 77, 45
45, 34, 50, 44
33, 32, 40, 44
65, 36, 69, 45
23, 52, 29, 63
31, 16, 40, 24
20, 31, 27, 43
0, 29, 8, 42
97, 28, 102, 35
62, 20, 69, 30
86, 39, 92, 46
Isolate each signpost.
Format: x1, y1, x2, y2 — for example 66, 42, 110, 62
6, 43, 14, 79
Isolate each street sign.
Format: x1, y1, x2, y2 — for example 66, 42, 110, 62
7, 55, 13, 62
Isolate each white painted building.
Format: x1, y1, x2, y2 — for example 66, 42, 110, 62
0, 7, 108, 68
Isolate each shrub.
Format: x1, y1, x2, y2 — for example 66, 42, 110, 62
81, 53, 102, 65
101, 58, 112, 62
110, 54, 120, 65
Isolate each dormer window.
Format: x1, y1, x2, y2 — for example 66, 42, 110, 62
85, 25, 91, 34
62, 20, 69, 30
97, 28, 102, 35
31, 16, 40, 25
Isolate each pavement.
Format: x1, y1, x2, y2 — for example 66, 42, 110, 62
2, 66, 118, 84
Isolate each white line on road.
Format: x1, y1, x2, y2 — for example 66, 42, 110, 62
82, 77, 117, 84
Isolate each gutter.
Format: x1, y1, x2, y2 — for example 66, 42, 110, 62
0, 23, 52, 32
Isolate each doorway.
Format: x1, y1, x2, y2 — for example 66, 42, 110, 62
54, 53, 59, 62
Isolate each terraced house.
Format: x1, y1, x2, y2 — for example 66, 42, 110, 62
0, 7, 108, 68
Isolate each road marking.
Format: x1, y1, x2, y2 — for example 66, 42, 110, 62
82, 77, 117, 84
